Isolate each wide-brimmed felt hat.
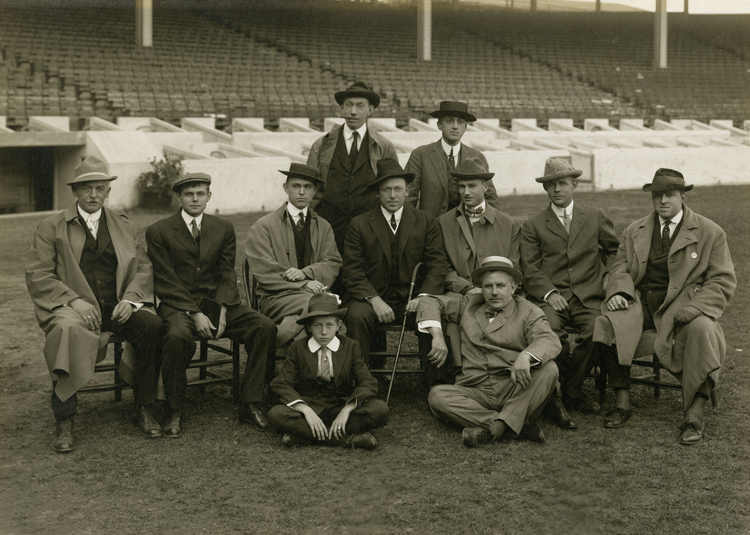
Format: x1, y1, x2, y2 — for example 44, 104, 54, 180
642, 168, 693, 193
535, 158, 582, 184
335, 82, 380, 108
67, 156, 117, 185
471, 256, 523, 286
429, 100, 477, 123
171, 172, 212, 192
296, 293, 348, 324
450, 157, 495, 181
280, 163, 326, 185
368, 158, 415, 191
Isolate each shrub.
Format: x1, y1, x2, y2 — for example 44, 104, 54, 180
137, 157, 182, 211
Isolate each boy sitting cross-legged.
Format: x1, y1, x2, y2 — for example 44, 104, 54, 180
267, 293, 389, 449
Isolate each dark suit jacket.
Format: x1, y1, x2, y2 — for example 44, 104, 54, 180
270, 335, 378, 414
343, 205, 448, 302
520, 203, 619, 310
405, 140, 500, 218
146, 210, 241, 312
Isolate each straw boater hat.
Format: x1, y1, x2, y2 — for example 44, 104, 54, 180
429, 101, 477, 123
642, 168, 693, 193
280, 163, 326, 185
450, 157, 495, 182
296, 293, 347, 324
535, 158, 582, 184
368, 158, 415, 191
66, 156, 117, 185
171, 172, 212, 192
334, 82, 380, 108
471, 256, 523, 286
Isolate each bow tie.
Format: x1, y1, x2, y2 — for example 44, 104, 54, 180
485, 306, 502, 319
464, 206, 484, 218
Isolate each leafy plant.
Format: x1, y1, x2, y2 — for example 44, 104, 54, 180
137, 157, 182, 211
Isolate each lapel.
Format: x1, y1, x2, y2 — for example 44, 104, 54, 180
567, 204, 587, 245
309, 208, 320, 258
198, 215, 217, 263
66, 204, 86, 262
428, 141, 450, 196
170, 211, 199, 254
668, 206, 699, 258
279, 205, 298, 268
369, 209, 393, 267
456, 208, 476, 257
331, 343, 347, 385
396, 206, 416, 256
631, 213, 654, 281
303, 345, 319, 380
484, 300, 510, 336
544, 205, 569, 243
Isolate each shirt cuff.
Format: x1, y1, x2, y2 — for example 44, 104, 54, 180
343, 398, 358, 409
417, 320, 442, 333
287, 399, 305, 408
125, 300, 144, 311
522, 351, 541, 365
543, 289, 558, 302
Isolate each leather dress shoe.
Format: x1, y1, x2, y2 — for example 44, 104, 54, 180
281, 433, 302, 447
547, 396, 577, 430
565, 392, 601, 414
519, 421, 546, 443
53, 418, 75, 453
239, 403, 269, 430
347, 432, 378, 450
135, 406, 162, 438
679, 421, 703, 445
162, 411, 182, 439
462, 427, 493, 448
603, 407, 632, 429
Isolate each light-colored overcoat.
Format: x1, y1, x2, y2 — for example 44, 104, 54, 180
595, 204, 736, 407
26, 204, 154, 401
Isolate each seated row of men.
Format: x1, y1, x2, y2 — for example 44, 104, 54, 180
26, 83, 736, 453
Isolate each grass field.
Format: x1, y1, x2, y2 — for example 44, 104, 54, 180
1, 185, 748, 535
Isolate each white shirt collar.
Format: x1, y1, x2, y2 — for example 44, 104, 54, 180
550, 200, 574, 219
381, 205, 404, 233
77, 204, 102, 223
181, 209, 203, 229
441, 138, 461, 156
286, 203, 308, 221
343, 123, 367, 141
463, 200, 486, 213
308, 335, 341, 353
659, 209, 683, 227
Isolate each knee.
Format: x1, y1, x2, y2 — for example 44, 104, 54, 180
364, 399, 389, 425
427, 385, 451, 413
536, 360, 560, 384
266, 404, 289, 427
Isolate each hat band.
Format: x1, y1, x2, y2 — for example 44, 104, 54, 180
75, 171, 111, 180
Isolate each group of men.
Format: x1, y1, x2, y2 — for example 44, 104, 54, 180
27, 82, 736, 453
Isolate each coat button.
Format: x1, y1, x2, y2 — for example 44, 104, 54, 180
196, 267, 201, 272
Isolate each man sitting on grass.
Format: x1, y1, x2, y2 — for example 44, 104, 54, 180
267, 293, 389, 450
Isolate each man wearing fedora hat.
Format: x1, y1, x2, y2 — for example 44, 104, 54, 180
417, 257, 561, 447
405, 101, 500, 219
595, 168, 735, 444
520, 158, 619, 428
343, 158, 448, 384
146, 172, 276, 436
267, 293, 388, 449
26, 156, 163, 452
245, 163, 342, 346
437, 157, 520, 296
307, 82, 398, 253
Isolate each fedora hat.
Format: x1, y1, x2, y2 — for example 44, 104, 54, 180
429, 101, 477, 123
171, 172, 212, 192
450, 157, 495, 181
642, 168, 693, 193
471, 256, 523, 286
368, 158, 415, 190
296, 293, 348, 324
535, 158, 582, 184
280, 163, 326, 185
334, 82, 380, 108
66, 156, 117, 185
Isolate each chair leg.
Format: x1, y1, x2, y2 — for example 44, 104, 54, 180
113, 341, 123, 402
199, 339, 208, 395
232, 340, 241, 404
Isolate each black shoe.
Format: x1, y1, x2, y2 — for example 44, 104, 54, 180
565, 392, 601, 414
239, 403, 269, 430
462, 427, 493, 448
603, 407, 632, 429
135, 406, 162, 438
162, 411, 182, 439
518, 421, 546, 443
547, 395, 578, 430
53, 418, 75, 453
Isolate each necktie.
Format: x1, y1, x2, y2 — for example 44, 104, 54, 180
296, 212, 305, 232
318, 348, 332, 382
349, 131, 359, 168
86, 217, 97, 239
465, 205, 484, 219
562, 209, 571, 233
661, 220, 671, 251
485, 306, 502, 319
191, 218, 200, 242
390, 213, 397, 232
448, 148, 456, 171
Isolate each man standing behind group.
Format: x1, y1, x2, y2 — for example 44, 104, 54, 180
146, 173, 276, 438
307, 82, 397, 253
406, 101, 499, 218
245, 163, 342, 346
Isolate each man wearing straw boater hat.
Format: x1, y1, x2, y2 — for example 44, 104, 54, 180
245, 163, 342, 346
520, 158, 619, 430
307, 82, 397, 253
26, 156, 163, 452
594, 168, 735, 445
417, 256, 561, 447
405, 100, 500, 218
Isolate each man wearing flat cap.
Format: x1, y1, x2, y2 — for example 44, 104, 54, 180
245, 163, 342, 346
26, 156, 163, 452
595, 168, 735, 445
342, 158, 448, 385
417, 256, 561, 447
405, 101, 500, 219
307, 82, 398, 253
146, 172, 276, 437
438, 157, 520, 296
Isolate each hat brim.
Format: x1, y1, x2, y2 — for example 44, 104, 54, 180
429, 110, 477, 123
296, 308, 348, 325
451, 171, 495, 181
368, 173, 416, 191
280, 170, 325, 184
66, 174, 117, 185
535, 169, 583, 184
642, 183, 693, 193
471, 265, 523, 286
335, 90, 380, 108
